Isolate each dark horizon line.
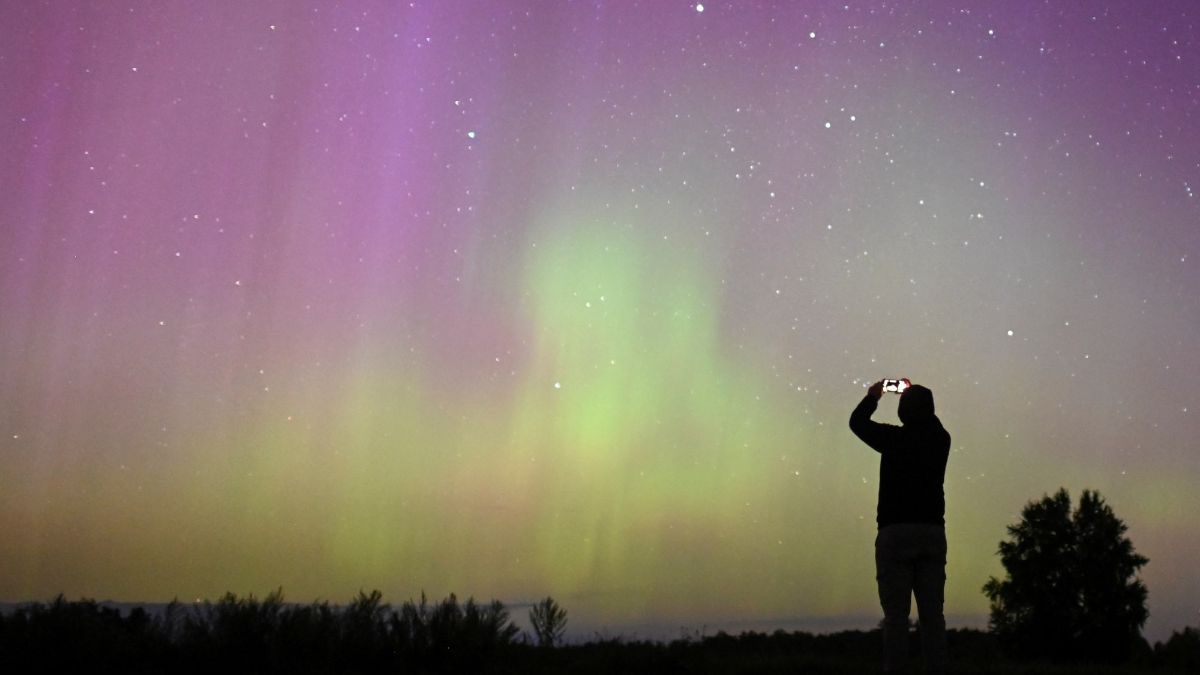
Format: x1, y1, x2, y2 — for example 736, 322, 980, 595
0, 596, 986, 635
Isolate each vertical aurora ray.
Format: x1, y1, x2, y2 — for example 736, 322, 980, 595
508, 199, 768, 616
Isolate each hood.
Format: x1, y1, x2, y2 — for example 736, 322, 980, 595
898, 385, 935, 425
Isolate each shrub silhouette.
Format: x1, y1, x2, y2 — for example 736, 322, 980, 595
0, 595, 171, 672
529, 595, 568, 647
1154, 626, 1200, 671
982, 487, 1149, 663
389, 591, 520, 669
0, 588, 528, 673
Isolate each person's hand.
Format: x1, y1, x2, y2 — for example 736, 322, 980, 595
867, 380, 884, 400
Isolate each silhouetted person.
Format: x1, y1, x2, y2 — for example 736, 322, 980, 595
850, 381, 951, 673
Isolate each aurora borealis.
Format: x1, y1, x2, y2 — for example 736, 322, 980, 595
1, 0, 1197, 641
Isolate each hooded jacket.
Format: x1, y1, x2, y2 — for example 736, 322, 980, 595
849, 385, 951, 528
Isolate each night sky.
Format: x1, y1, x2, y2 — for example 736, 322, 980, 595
1, 1, 1197, 641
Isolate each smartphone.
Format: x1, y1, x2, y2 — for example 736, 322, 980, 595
882, 378, 911, 394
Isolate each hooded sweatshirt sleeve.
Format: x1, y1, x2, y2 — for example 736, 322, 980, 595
849, 394, 903, 454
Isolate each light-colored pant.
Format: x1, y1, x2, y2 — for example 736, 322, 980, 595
875, 523, 947, 673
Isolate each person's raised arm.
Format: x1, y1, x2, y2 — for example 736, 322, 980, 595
849, 381, 902, 453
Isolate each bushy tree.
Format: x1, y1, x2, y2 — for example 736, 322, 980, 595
529, 596, 567, 648
983, 488, 1148, 663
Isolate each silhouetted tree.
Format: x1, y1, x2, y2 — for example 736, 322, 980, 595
983, 488, 1148, 663
529, 596, 567, 648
